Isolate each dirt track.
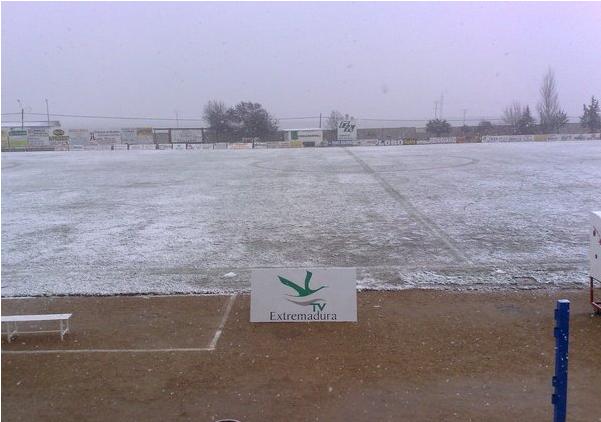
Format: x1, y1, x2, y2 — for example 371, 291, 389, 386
2, 290, 600, 421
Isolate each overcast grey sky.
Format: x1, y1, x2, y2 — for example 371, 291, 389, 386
2, 1, 600, 129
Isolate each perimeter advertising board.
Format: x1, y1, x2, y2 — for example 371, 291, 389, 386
8, 129, 28, 148
121, 128, 154, 144
337, 120, 357, 142
49, 128, 70, 142
171, 129, 204, 144
136, 128, 154, 143
120, 128, 137, 144
92, 130, 121, 145
27, 128, 50, 146
68, 129, 91, 145
287, 130, 324, 144
1, 129, 8, 147
251, 268, 357, 322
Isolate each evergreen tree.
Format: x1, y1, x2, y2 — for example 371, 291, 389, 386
580, 96, 601, 133
426, 119, 451, 136
517, 106, 536, 134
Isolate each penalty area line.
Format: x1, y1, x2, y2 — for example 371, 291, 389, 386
207, 293, 237, 350
1, 294, 239, 355
1, 347, 212, 354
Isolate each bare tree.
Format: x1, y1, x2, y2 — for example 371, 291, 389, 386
502, 101, 523, 133
326, 110, 344, 130
537, 68, 568, 133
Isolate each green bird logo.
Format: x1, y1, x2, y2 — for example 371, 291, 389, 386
278, 271, 326, 297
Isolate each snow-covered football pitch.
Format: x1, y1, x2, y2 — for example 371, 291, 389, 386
2, 141, 599, 296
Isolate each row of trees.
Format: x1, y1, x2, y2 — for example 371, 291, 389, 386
202, 70, 599, 140
202, 101, 278, 141
502, 69, 599, 134
426, 69, 599, 137
425, 119, 496, 137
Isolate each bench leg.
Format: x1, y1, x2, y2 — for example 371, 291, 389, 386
7, 322, 17, 343
60, 320, 64, 341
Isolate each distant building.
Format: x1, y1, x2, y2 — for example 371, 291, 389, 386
1, 120, 61, 130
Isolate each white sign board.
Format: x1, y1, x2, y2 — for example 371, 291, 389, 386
120, 128, 137, 144
92, 130, 121, 145
68, 129, 91, 145
49, 128, 70, 144
337, 120, 357, 141
27, 128, 50, 146
287, 130, 324, 144
251, 268, 357, 322
171, 129, 204, 144
591, 211, 601, 280
121, 127, 154, 144
8, 129, 28, 147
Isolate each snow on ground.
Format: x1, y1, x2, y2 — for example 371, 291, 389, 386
2, 141, 600, 296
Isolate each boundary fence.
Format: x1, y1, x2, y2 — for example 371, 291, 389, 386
2, 133, 600, 153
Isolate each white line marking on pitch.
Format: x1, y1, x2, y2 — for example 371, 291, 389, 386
1, 347, 212, 354
344, 148, 473, 265
1, 294, 238, 355
207, 293, 237, 350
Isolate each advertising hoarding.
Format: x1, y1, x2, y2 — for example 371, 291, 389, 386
68, 129, 91, 145
171, 129, 204, 144
27, 128, 50, 146
8, 129, 28, 147
251, 268, 357, 323
337, 120, 358, 141
91, 130, 121, 145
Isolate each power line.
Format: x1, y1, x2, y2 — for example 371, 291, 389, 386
0, 111, 321, 122
9, 112, 204, 122
1, 111, 582, 124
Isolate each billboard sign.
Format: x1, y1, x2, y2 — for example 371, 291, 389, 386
120, 128, 153, 144
1, 129, 8, 147
171, 129, 204, 144
337, 120, 357, 141
288, 129, 324, 144
91, 130, 121, 145
120, 128, 137, 144
68, 129, 91, 145
136, 128, 153, 143
8, 129, 28, 147
49, 128, 70, 143
27, 128, 50, 146
251, 268, 357, 323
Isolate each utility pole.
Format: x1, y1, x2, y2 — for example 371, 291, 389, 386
319, 113, 322, 129
434, 101, 439, 119
17, 99, 23, 129
175, 110, 179, 128
45, 99, 50, 127
462, 109, 467, 126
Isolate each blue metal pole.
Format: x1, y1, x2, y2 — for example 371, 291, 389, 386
552, 299, 570, 422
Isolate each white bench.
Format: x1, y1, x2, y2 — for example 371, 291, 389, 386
2, 314, 72, 342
